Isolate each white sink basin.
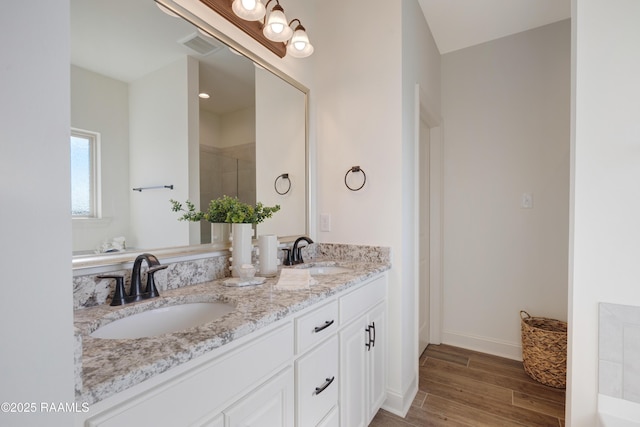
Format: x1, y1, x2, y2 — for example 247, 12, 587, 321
90, 302, 236, 339
305, 266, 353, 275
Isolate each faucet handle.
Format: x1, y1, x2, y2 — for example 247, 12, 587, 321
98, 274, 127, 306
282, 248, 293, 266
144, 265, 167, 298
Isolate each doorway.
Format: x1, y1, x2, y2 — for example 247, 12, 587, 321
418, 117, 430, 354
415, 84, 443, 356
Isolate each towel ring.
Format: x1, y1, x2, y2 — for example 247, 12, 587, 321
274, 173, 291, 195
344, 166, 366, 191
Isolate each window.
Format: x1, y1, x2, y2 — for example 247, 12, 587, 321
70, 129, 100, 218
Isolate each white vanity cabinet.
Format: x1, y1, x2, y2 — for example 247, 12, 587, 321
78, 272, 387, 427
292, 275, 386, 427
339, 276, 386, 427
81, 323, 294, 427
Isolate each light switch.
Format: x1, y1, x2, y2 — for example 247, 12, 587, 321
320, 213, 331, 232
521, 193, 533, 209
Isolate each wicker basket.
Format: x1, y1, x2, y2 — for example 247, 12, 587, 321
520, 311, 567, 388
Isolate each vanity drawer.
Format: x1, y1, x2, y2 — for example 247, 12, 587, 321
296, 335, 339, 427
295, 300, 338, 354
339, 275, 386, 325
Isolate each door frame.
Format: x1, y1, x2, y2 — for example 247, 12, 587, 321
414, 84, 443, 347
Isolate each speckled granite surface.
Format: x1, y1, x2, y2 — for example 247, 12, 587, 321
304, 243, 391, 263
74, 245, 390, 405
73, 255, 230, 309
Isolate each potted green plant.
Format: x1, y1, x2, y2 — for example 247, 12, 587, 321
171, 196, 280, 277
170, 196, 280, 224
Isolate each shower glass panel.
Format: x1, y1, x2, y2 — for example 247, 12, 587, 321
199, 144, 256, 244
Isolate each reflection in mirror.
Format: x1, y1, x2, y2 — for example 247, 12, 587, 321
70, 0, 307, 260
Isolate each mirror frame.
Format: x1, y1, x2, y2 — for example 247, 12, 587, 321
72, 0, 310, 270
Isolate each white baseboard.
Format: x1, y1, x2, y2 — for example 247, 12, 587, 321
441, 330, 522, 361
381, 375, 418, 418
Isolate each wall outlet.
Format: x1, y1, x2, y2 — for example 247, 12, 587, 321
320, 213, 332, 232
521, 193, 533, 209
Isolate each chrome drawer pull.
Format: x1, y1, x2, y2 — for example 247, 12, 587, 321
314, 376, 335, 395
314, 320, 334, 333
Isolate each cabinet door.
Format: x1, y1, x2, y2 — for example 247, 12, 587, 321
224, 367, 294, 427
367, 303, 386, 423
339, 315, 368, 427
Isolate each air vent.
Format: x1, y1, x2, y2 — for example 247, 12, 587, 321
179, 32, 222, 56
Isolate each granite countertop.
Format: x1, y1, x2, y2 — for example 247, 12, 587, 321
74, 259, 390, 405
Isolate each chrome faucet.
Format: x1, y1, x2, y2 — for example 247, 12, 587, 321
291, 236, 314, 265
98, 253, 167, 306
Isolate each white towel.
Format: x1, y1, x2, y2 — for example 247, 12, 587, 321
274, 269, 313, 290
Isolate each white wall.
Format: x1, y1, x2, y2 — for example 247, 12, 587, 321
568, 1, 640, 425
441, 21, 571, 359
129, 56, 199, 249
255, 68, 306, 237
219, 107, 255, 148
314, 0, 442, 415
0, 1, 75, 426
200, 107, 254, 149
313, 0, 403, 411
200, 109, 222, 148
71, 65, 130, 253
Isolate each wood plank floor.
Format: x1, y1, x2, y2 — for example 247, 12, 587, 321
370, 344, 566, 427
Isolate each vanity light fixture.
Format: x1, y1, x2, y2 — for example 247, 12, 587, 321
229, 0, 313, 58
262, 1, 292, 42
231, 0, 266, 21
198, 92, 211, 99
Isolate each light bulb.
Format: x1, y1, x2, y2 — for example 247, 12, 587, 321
232, 0, 265, 21
241, 0, 256, 10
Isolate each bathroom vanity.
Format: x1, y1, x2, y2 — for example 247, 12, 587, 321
73, 245, 390, 427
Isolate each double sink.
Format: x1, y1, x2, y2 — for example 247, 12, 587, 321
90, 265, 353, 340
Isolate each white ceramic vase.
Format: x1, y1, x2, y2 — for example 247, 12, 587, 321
230, 223, 253, 277
258, 234, 279, 277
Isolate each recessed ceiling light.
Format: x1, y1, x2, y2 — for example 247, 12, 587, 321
199, 92, 210, 99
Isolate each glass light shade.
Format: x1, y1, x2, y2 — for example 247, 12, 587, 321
287, 27, 313, 58
231, 0, 266, 21
263, 6, 292, 42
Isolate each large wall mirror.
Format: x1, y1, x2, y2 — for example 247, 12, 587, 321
71, 0, 308, 265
